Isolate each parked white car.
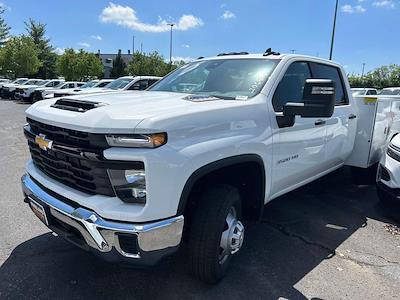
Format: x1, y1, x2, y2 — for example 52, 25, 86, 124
53, 79, 114, 98
351, 88, 378, 96
18, 79, 66, 102
0, 78, 25, 91
0, 78, 11, 87
2, 79, 43, 99
14, 80, 51, 100
40, 82, 86, 100
21, 52, 400, 283
377, 134, 400, 205
31, 80, 65, 102
64, 76, 161, 96
379, 87, 400, 95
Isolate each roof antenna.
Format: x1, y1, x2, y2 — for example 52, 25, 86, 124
263, 48, 280, 56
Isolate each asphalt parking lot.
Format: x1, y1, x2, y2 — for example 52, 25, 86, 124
0, 99, 399, 300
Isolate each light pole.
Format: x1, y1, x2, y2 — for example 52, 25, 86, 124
329, 0, 339, 60
361, 63, 366, 78
167, 23, 175, 64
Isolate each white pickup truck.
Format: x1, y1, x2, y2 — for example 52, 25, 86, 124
21, 52, 400, 283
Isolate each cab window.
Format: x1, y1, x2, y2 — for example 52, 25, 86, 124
309, 63, 348, 105
272, 62, 311, 112
128, 80, 149, 90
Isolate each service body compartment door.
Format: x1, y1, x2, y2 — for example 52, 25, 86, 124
345, 96, 396, 168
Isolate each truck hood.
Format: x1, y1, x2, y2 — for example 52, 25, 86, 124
73, 87, 111, 94
25, 91, 250, 133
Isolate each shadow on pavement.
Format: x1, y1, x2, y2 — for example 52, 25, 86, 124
0, 167, 398, 299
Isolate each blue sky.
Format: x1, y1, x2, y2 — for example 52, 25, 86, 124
1, 0, 399, 74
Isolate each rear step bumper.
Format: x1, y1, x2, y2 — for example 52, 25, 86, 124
21, 173, 184, 265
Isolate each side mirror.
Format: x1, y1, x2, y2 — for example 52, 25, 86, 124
277, 79, 336, 128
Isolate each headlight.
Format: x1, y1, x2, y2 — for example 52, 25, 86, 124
105, 133, 167, 148
108, 168, 147, 204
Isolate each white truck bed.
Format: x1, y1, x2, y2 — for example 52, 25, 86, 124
346, 95, 400, 168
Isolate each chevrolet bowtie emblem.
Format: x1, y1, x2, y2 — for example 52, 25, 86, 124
35, 134, 53, 151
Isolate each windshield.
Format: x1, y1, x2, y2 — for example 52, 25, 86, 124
80, 80, 98, 88
380, 89, 399, 95
36, 80, 49, 86
352, 89, 366, 96
96, 81, 112, 87
150, 59, 279, 99
53, 82, 65, 88
105, 78, 133, 90
24, 80, 41, 85
14, 79, 28, 85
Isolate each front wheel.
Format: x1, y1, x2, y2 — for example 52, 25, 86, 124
186, 184, 244, 283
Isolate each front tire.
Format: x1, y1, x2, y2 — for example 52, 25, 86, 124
187, 184, 244, 283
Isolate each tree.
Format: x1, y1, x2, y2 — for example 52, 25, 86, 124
25, 19, 57, 78
110, 50, 127, 78
0, 8, 10, 46
348, 64, 400, 89
57, 48, 103, 81
0, 36, 41, 77
128, 51, 176, 77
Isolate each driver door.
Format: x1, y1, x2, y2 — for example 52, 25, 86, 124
270, 61, 327, 197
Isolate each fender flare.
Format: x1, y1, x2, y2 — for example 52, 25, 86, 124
177, 154, 266, 217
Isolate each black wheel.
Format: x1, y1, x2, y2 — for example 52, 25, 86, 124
187, 184, 244, 283
32, 93, 40, 103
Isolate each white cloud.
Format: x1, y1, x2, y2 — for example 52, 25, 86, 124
372, 0, 395, 8
77, 42, 90, 48
99, 2, 203, 32
171, 56, 194, 63
221, 10, 236, 20
181, 44, 190, 48
0, 2, 10, 11
91, 35, 102, 41
55, 47, 65, 55
341, 4, 366, 13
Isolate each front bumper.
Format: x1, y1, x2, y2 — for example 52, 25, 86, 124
21, 173, 184, 265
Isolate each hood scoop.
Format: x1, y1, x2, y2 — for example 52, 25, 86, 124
183, 95, 219, 102
51, 98, 108, 113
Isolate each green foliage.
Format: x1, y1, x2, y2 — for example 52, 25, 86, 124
0, 36, 41, 77
348, 64, 400, 89
25, 19, 58, 78
128, 51, 176, 77
56, 48, 103, 81
0, 8, 10, 46
110, 51, 127, 78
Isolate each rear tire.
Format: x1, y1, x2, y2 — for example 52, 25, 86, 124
186, 184, 244, 284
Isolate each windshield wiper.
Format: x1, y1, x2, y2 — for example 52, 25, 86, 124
208, 94, 236, 100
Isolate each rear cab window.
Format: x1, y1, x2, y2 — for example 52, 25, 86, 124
309, 62, 348, 106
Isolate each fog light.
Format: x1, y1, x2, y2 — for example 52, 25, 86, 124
108, 168, 147, 204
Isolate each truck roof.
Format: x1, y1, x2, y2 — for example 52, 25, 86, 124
196, 53, 343, 68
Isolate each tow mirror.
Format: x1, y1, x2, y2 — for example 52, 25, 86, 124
277, 79, 336, 128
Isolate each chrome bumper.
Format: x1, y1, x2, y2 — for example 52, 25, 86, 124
21, 174, 184, 264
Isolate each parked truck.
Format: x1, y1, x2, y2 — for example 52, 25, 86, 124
21, 52, 400, 283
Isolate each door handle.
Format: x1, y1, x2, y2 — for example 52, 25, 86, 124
349, 114, 357, 120
314, 119, 326, 126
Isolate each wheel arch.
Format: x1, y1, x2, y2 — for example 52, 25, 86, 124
177, 154, 266, 221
